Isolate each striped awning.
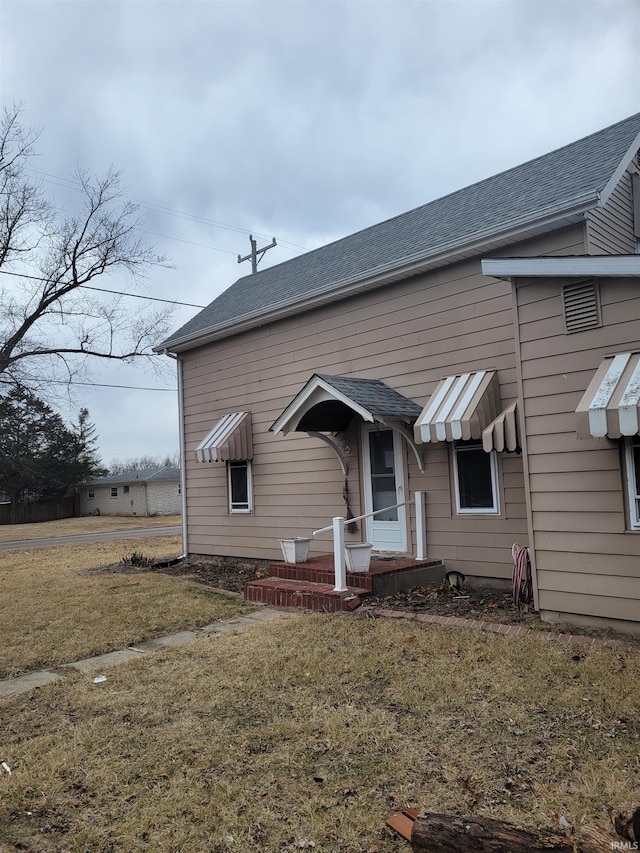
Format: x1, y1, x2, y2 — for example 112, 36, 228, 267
195, 412, 253, 462
482, 401, 519, 452
576, 353, 640, 439
414, 370, 501, 445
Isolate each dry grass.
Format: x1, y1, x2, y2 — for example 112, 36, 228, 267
0, 534, 248, 678
0, 614, 638, 852
0, 514, 181, 543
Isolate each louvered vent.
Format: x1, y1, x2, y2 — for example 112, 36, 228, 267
562, 279, 601, 334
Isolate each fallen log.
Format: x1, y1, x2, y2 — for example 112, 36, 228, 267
410, 812, 621, 853
610, 804, 640, 842
410, 813, 572, 853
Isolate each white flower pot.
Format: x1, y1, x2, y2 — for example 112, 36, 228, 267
280, 537, 311, 564
345, 543, 372, 573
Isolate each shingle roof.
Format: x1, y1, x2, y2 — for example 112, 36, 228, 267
84, 467, 180, 486
161, 113, 640, 351
316, 374, 422, 420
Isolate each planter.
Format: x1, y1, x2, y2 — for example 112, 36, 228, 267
280, 537, 311, 564
345, 543, 372, 573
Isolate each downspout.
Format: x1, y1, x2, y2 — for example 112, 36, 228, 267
163, 350, 188, 557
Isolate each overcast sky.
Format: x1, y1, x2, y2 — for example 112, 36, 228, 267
1, 0, 639, 467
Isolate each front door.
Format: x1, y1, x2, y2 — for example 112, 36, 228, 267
362, 426, 407, 552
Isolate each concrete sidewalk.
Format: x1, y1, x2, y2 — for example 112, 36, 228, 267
0, 607, 295, 699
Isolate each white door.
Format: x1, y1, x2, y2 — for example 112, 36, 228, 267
362, 426, 407, 552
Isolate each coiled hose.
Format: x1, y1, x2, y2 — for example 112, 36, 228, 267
511, 543, 532, 610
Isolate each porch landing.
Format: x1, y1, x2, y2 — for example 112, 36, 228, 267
244, 554, 445, 612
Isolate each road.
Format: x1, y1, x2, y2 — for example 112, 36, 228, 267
0, 526, 181, 551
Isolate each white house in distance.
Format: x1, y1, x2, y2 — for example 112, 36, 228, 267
80, 468, 181, 517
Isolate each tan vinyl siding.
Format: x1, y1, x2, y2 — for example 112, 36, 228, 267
586, 170, 637, 255
515, 272, 640, 624
181, 226, 584, 578
183, 277, 522, 575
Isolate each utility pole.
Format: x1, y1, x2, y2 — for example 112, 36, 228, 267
237, 234, 277, 274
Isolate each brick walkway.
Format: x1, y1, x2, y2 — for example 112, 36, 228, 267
368, 607, 640, 651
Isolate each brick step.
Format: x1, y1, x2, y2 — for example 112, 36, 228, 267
244, 576, 367, 612
267, 555, 445, 596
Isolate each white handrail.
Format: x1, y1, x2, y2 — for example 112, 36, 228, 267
312, 499, 409, 536
312, 491, 427, 591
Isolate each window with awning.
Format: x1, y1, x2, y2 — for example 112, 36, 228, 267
195, 412, 253, 462
576, 352, 640, 439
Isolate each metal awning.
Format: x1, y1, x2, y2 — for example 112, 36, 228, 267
576, 352, 640, 439
270, 373, 422, 435
414, 370, 501, 445
195, 412, 253, 462
482, 400, 519, 452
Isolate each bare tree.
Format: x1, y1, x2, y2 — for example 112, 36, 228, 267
0, 104, 173, 394
109, 453, 180, 475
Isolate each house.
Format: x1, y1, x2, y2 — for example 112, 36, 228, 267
80, 468, 182, 517
157, 113, 640, 633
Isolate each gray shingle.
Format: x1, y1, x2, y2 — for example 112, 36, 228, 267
162, 113, 640, 349
316, 374, 422, 419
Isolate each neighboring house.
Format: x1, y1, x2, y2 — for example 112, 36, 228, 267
157, 113, 640, 633
80, 468, 182, 517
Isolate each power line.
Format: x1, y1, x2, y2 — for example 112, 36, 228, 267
25, 166, 307, 253
0, 269, 206, 309
26, 379, 177, 391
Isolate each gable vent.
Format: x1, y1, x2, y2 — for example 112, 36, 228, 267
562, 279, 601, 334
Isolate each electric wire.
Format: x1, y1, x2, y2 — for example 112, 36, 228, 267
0, 269, 206, 309
25, 166, 307, 253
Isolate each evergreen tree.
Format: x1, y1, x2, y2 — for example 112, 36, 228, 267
73, 408, 108, 479
0, 387, 104, 511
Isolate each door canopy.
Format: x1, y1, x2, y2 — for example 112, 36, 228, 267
270, 373, 422, 435
270, 374, 424, 474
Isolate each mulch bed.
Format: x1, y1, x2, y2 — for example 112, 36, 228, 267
107, 554, 640, 648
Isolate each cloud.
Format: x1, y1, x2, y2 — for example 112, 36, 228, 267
1, 0, 639, 462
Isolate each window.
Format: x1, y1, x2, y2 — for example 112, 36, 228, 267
227, 461, 252, 513
110, 487, 118, 498
124, 485, 129, 494
453, 440, 499, 514
625, 437, 640, 529
88, 488, 94, 499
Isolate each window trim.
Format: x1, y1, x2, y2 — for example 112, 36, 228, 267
227, 460, 253, 514
624, 437, 640, 529
452, 440, 500, 515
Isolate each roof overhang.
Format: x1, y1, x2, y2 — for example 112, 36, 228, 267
158, 196, 597, 354
481, 255, 640, 281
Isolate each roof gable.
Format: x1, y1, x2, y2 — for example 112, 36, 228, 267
162, 113, 640, 352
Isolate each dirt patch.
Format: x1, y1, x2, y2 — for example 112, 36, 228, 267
360, 582, 538, 625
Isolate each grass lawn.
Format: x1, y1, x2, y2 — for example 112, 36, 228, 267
0, 530, 249, 679
1, 613, 638, 852
0, 514, 182, 543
